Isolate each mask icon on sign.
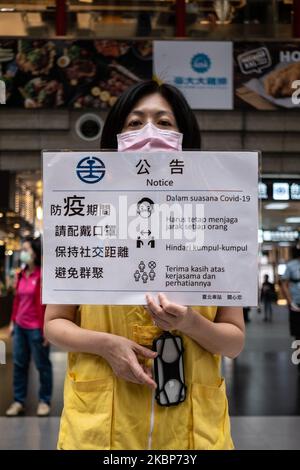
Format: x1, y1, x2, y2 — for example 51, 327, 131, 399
137, 197, 154, 218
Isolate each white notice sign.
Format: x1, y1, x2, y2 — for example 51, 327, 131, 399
42, 151, 258, 306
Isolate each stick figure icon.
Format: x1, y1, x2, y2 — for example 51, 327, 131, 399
136, 236, 144, 248
139, 261, 146, 272
134, 261, 156, 283
148, 236, 155, 248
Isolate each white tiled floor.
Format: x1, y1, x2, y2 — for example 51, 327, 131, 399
0, 416, 300, 450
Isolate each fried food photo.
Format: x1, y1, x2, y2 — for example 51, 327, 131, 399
264, 61, 300, 98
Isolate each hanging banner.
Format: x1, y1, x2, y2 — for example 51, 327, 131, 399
0, 39, 152, 109
42, 151, 258, 306
2, 38, 300, 110
234, 42, 300, 109
153, 40, 233, 109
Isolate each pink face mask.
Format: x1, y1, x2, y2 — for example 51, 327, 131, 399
117, 122, 183, 152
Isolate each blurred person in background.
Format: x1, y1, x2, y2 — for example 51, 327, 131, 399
260, 274, 276, 322
281, 245, 300, 373
6, 237, 52, 417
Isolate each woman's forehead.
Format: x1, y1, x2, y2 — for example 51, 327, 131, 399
130, 94, 174, 114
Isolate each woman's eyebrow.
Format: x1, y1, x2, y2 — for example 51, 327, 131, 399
128, 110, 145, 117
155, 110, 173, 117
129, 110, 173, 117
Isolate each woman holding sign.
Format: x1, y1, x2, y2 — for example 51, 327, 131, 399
44, 81, 245, 450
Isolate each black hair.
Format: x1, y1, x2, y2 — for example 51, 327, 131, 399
23, 236, 42, 267
137, 197, 154, 207
100, 80, 201, 150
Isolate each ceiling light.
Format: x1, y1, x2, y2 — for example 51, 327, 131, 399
285, 217, 300, 223
265, 203, 289, 210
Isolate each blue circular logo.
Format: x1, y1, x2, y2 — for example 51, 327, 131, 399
76, 156, 106, 184
191, 53, 211, 73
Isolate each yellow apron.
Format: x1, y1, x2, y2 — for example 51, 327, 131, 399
58, 305, 234, 450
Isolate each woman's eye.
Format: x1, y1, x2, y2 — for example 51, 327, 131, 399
128, 120, 142, 127
158, 120, 172, 127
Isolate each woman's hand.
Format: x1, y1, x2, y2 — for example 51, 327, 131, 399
44, 304, 158, 387
101, 334, 157, 389
45, 300, 244, 385
146, 296, 245, 359
146, 293, 190, 332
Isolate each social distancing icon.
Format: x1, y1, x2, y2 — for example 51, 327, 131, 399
134, 261, 157, 283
